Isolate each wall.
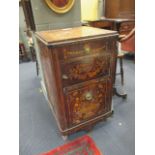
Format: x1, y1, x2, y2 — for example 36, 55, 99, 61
81, 0, 99, 21
81, 0, 104, 21
98, 0, 105, 18
30, 0, 81, 31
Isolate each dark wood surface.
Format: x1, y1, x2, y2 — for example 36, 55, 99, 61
35, 26, 117, 44
36, 26, 118, 136
105, 0, 135, 19
85, 18, 135, 35
21, 0, 36, 31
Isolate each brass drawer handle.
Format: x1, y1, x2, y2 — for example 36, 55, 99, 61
85, 92, 93, 101
62, 74, 68, 80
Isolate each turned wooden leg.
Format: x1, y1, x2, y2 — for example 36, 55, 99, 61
119, 57, 124, 86
113, 87, 127, 99
36, 59, 39, 76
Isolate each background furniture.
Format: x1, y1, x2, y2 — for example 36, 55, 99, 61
21, 0, 36, 31
35, 26, 118, 137
114, 42, 127, 98
120, 28, 135, 53
85, 18, 134, 99
105, 0, 135, 19
19, 42, 29, 62
85, 18, 135, 36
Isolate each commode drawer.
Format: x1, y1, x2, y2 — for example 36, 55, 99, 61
53, 38, 112, 61
64, 77, 113, 127
60, 53, 112, 87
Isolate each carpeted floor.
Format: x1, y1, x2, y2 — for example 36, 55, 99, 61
19, 58, 135, 155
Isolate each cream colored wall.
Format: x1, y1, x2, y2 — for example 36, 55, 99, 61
81, 0, 105, 21
81, 0, 99, 21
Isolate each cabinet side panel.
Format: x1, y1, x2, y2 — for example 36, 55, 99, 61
107, 36, 118, 85
37, 40, 67, 130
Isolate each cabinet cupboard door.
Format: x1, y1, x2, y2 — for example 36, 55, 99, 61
64, 77, 113, 127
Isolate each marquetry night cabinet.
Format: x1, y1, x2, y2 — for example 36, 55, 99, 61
35, 26, 118, 138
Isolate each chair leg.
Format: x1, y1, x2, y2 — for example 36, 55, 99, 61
36, 59, 39, 76
113, 87, 127, 99
119, 57, 124, 86
113, 56, 127, 99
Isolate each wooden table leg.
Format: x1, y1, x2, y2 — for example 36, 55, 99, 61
113, 87, 127, 99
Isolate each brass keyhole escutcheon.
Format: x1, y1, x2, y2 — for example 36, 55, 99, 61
84, 44, 90, 53
85, 92, 93, 101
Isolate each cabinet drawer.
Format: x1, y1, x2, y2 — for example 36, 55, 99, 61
60, 53, 112, 87
64, 77, 113, 126
54, 38, 111, 61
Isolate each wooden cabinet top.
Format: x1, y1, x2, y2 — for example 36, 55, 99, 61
35, 26, 118, 45
85, 18, 135, 23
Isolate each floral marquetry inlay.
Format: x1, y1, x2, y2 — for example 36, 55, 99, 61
66, 79, 112, 125
67, 55, 110, 81
63, 44, 107, 60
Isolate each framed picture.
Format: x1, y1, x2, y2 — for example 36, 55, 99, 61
44, 0, 75, 14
